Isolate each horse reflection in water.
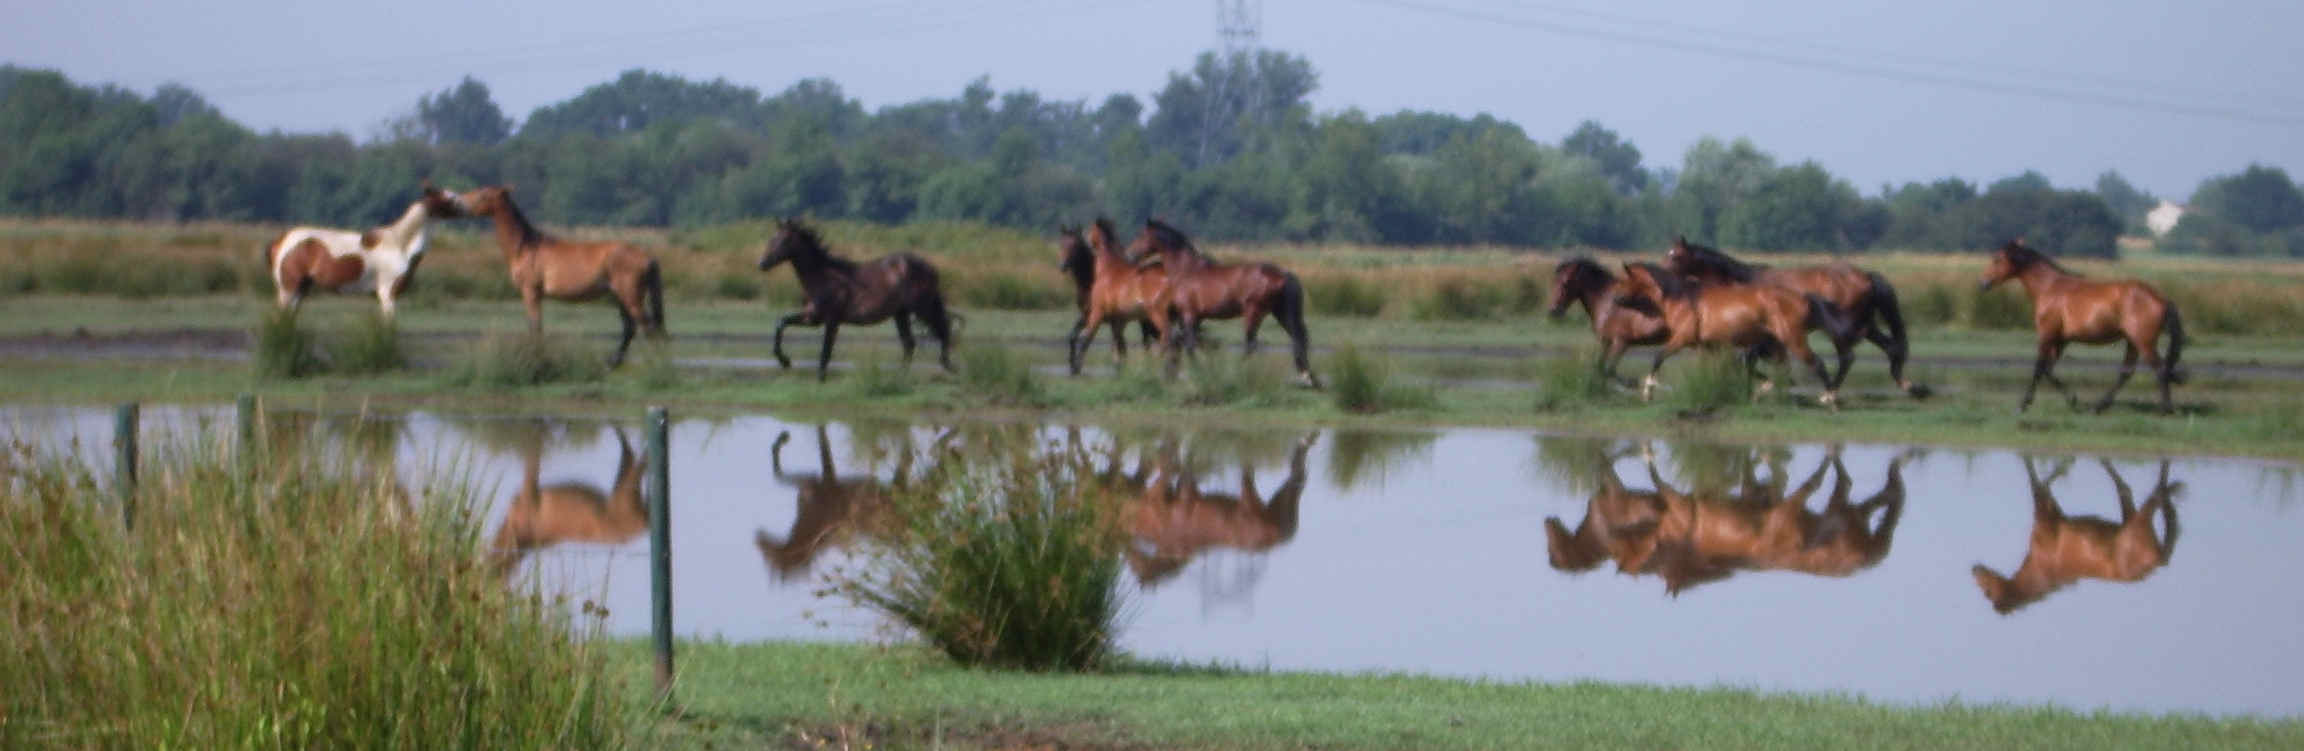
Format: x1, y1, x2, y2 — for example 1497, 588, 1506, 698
1972, 457, 2180, 614
1545, 444, 1906, 595
489, 426, 647, 572
1088, 431, 1316, 588
753, 424, 947, 582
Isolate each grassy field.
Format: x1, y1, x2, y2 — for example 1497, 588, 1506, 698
620, 640, 2303, 750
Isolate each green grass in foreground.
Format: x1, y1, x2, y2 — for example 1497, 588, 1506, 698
623, 641, 2303, 750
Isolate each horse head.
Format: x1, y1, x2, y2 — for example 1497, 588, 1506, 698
417, 179, 466, 219
1549, 257, 1610, 319
456, 184, 516, 218
1664, 236, 1753, 283
1980, 238, 2062, 291
760, 218, 824, 272
1132, 219, 1196, 265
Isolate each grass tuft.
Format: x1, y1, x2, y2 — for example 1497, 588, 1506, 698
847, 356, 914, 399
959, 343, 1046, 406
1177, 355, 1288, 407
1667, 350, 1756, 411
1533, 348, 1616, 411
324, 311, 406, 375
447, 331, 609, 388
1330, 346, 1439, 413
252, 309, 324, 380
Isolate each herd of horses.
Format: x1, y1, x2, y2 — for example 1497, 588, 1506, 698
267, 181, 2190, 413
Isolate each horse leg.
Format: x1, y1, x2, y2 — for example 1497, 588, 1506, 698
2094, 344, 2140, 414
1791, 338, 1837, 409
609, 301, 636, 369
772, 312, 811, 370
816, 320, 840, 382
1744, 344, 1777, 400
2136, 329, 2172, 415
1641, 343, 1682, 402
894, 311, 917, 369
2017, 339, 2066, 413
1241, 306, 1268, 357
919, 294, 957, 372
1112, 320, 1129, 364
1073, 308, 1109, 377
1600, 339, 1635, 388
522, 287, 544, 336
2035, 341, 2078, 410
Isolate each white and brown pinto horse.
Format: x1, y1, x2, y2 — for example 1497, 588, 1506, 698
264, 181, 463, 318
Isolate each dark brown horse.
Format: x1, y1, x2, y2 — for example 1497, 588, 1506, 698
1067, 219, 1178, 376
1972, 457, 2179, 614
1059, 224, 1163, 363
1979, 240, 2187, 414
759, 219, 958, 381
1548, 257, 1670, 386
1616, 262, 1857, 406
1130, 220, 1319, 387
489, 426, 647, 573
1665, 238, 1922, 396
456, 186, 666, 367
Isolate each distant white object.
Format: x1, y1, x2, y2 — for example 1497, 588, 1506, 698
2146, 200, 2187, 237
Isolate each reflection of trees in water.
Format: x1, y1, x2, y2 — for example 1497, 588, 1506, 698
1324, 429, 1436, 491
440, 415, 612, 460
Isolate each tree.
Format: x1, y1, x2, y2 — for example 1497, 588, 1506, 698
1144, 50, 1317, 167
1672, 137, 1776, 242
1717, 162, 1863, 251
2190, 164, 2304, 234
1987, 170, 2053, 195
1560, 121, 1646, 195
415, 77, 512, 145
2094, 170, 2155, 234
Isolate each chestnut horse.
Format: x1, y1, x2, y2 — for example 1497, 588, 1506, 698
1665, 238, 1922, 396
1059, 223, 1164, 363
1068, 218, 1177, 375
1130, 220, 1319, 387
265, 180, 463, 318
456, 186, 666, 367
1979, 240, 2187, 414
759, 219, 958, 381
1616, 262, 1856, 406
1971, 457, 2179, 614
1548, 257, 1670, 386
489, 426, 646, 573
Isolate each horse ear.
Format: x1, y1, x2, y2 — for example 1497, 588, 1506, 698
1674, 235, 1686, 247
421, 178, 437, 192
504, 184, 517, 195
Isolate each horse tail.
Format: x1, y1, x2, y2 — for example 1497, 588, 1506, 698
2162, 303, 2187, 385
1865, 272, 1908, 362
642, 259, 668, 336
1276, 271, 1317, 386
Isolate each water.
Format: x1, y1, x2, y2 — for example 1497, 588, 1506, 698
8, 404, 2304, 718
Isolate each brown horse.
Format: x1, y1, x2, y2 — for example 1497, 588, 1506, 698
759, 218, 958, 381
489, 426, 647, 573
754, 425, 936, 582
1979, 240, 2187, 414
1665, 237, 1922, 396
456, 186, 666, 367
1059, 223, 1164, 364
1616, 262, 1856, 406
1119, 433, 1314, 587
1548, 257, 1670, 386
1130, 220, 1319, 387
1972, 457, 2180, 614
1067, 218, 1178, 375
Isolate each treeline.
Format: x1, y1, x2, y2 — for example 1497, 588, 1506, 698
2, 54, 2299, 256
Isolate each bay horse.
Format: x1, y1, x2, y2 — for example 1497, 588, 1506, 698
1067, 218, 1177, 376
1971, 457, 2179, 614
1979, 240, 2187, 414
1130, 220, 1319, 387
1548, 257, 1669, 386
1664, 237, 1922, 397
489, 426, 646, 574
1616, 262, 1857, 406
1059, 223, 1176, 367
265, 180, 463, 318
758, 218, 957, 381
455, 186, 667, 367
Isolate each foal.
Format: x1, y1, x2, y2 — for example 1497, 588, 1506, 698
456, 186, 667, 367
1616, 262, 1857, 406
1979, 240, 2187, 414
265, 180, 463, 318
759, 218, 957, 381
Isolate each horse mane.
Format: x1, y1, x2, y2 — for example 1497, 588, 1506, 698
2000, 240, 2077, 276
1555, 256, 1615, 287
1092, 217, 1121, 252
1628, 262, 1699, 300
497, 192, 548, 246
1674, 237, 1761, 282
1143, 219, 1197, 254
780, 219, 858, 273
1060, 225, 1096, 289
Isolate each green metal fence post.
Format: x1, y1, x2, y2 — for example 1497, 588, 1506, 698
645, 406, 674, 695
114, 402, 138, 530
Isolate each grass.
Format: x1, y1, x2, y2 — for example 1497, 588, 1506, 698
828, 447, 1129, 671
1666, 350, 1758, 412
958, 342, 1046, 407
325, 311, 407, 374
1532, 346, 1615, 411
0, 428, 629, 749
447, 331, 610, 389
1329, 346, 1439, 414
628, 640, 2304, 750
253, 308, 323, 379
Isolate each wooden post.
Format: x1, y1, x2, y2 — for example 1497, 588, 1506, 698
645, 406, 674, 695
114, 402, 138, 530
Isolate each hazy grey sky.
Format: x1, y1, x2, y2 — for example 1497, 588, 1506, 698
5, 0, 2297, 198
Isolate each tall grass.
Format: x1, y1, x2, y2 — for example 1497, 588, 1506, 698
325, 311, 407, 374
1329, 346, 1440, 413
1532, 348, 1615, 412
447, 332, 609, 388
0, 432, 627, 749
959, 343, 1046, 406
254, 309, 324, 380
1666, 350, 1756, 411
1176, 355, 1288, 407
829, 449, 1129, 671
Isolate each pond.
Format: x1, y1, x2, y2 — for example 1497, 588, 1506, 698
8, 404, 2303, 718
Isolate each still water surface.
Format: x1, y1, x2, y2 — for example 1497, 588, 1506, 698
8, 405, 2303, 717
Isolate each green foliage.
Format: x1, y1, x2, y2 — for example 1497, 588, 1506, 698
1177, 355, 1287, 407
1411, 278, 1504, 320
959, 272, 1068, 310
830, 449, 1129, 671
253, 309, 324, 380
447, 332, 608, 388
959, 343, 1045, 406
323, 311, 406, 374
1329, 346, 1438, 413
1312, 275, 1386, 317
847, 356, 914, 399
0, 433, 627, 749
1533, 348, 1615, 411
1666, 350, 1755, 411
2190, 164, 2304, 234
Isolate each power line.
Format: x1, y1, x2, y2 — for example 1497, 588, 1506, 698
1348, 0, 2304, 128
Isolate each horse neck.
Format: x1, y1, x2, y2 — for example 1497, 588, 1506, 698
2013, 264, 2069, 299
487, 203, 542, 264
375, 201, 434, 252
786, 248, 854, 293
1576, 279, 1618, 321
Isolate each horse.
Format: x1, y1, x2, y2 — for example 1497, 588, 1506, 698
758, 218, 958, 381
454, 185, 667, 367
1059, 223, 1165, 365
1067, 218, 1178, 376
1615, 262, 1857, 406
489, 426, 646, 574
1129, 220, 1319, 388
1971, 457, 2180, 614
1664, 237, 1923, 397
264, 180, 463, 319
1979, 240, 2187, 414
1548, 257, 1670, 386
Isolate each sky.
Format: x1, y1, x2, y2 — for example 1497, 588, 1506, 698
4, 0, 2298, 199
